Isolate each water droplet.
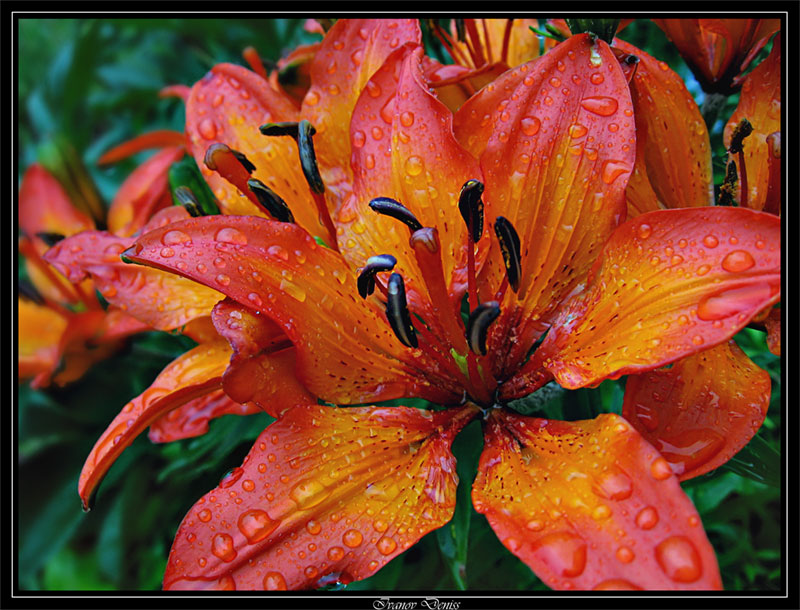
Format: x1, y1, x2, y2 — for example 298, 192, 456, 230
238, 509, 279, 543
580, 96, 618, 116
721, 250, 755, 273
215, 227, 248, 245
263, 571, 287, 590
352, 130, 366, 148
635, 506, 659, 529
616, 546, 635, 563
290, 479, 330, 508
530, 531, 587, 578
377, 536, 397, 555
593, 579, 642, 590
242, 479, 255, 492
569, 124, 588, 139
343, 529, 363, 548
327, 546, 345, 561
371, 126, 384, 140
279, 280, 306, 302
197, 508, 212, 522
593, 469, 633, 501
199, 119, 217, 140
305, 90, 320, 106
267, 245, 289, 261
216, 274, 231, 286
655, 536, 702, 583
160, 247, 175, 258
592, 504, 611, 520
650, 457, 673, 480
211, 533, 237, 562
196, 263, 207, 273
697, 283, 773, 321
702, 235, 718, 248
590, 73, 605, 85
405, 156, 423, 177
400, 111, 415, 127
521, 116, 541, 136
638, 224, 652, 239
633, 402, 659, 432
162, 230, 192, 246
602, 160, 630, 184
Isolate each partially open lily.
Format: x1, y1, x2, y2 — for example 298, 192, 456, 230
61, 18, 783, 592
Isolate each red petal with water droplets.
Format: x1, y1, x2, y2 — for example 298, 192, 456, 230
300, 19, 420, 215
163, 404, 477, 590
44, 231, 224, 331
454, 34, 634, 372
79, 340, 232, 509
125, 216, 460, 405
185, 63, 327, 238
723, 36, 780, 212
148, 388, 260, 443
18, 297, 67, 381
343, 44, 483, 308
622, 340, 770, 480
535, 207, 781, 389
98, 130, 186, 165
107, 147, 185, 237
614, 39, 713, 216
212, 298, 314, 417
473, 410, 722, 590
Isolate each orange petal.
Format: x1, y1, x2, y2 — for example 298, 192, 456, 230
19, 164, 94, 238
473, 410, 722, 590
300, 19, 421, 215
125, 216, 462, 405
107, 147, 185, 237
148, 388, 260, 443
17, 297, 67, 381
765, 306, 781, 356
622, 340, 770, 480
343, 44, 483, 305
48, 310, 121, 388
535, 207, 781, 389
163, 404, 477, 590
185, 63, 324, 236
44, 231, 224, 331
614, 39, 714, 212
20, 235, 93, 308
98, 130, 186, 165
723, 35, 780, 211
212, 298, 314, 417
79, 340, 232, 509
454, 34, 634, 370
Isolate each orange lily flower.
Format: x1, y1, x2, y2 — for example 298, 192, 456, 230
72, 20, 780, 591
653, 18, 779, 94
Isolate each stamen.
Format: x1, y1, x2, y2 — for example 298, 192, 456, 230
729, 118, 753, 209
458, 179, 485, 242
718, 160, 738, 207
173, 186, 202, 217
35, 232, 66, 247
386, 273, 418, 348
297, 120, 325, 195
259, 122, 315, 139
357, 254, 397, 299
466, 301, 501, 356
203, 143, 263, 209
368, 197, 423, 232
494, 216, 522, 293
764, 132, 780, 215
247, 179, 295, 223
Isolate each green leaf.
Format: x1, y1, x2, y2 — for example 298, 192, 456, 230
721, 433, 780, 487
168, 156, 220, 215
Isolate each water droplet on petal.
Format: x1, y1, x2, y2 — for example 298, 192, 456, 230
238, 509, 279, 543
521, 116, 541, 136
593, 579, 642, 590
530, 531, 587, 578
199, 119, 217, 140
263, 571, 287, 590
656, 429, 725, 475
650, 457, 673, 480
697, 283, 773, 321
580, 96, 618, 116
721, 250, 755, 272
635, 506, 659, 530
593, 469, 633, 501
290, 479, 330, 508
377, 536, 397, 555
267, 245, 289, 261
327, 546, 345, 561
602, 160, 630, 184
655, 536, 703, 583
211, 533, 237, 562
197, 508, 212, 522
405, 156, 423, 177
163, 230, 192, 246
616, 546, 635, 563
215, 227, 248, 245
590, 73, 605, 85
343, 529, 363, 548
160, 247, 175, 258
638, 224, 652, 239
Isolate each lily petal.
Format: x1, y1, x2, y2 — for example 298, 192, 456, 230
19, 164, 95, 238
723, 35, 780, 212
614, 39, 713, 215
301, 19, 421, 214
107, 147, 185, 237
212, 298, 315, 417
473, 410, 722, 590
124, 216, 459, 405
622, 340, 770, 480
78, 340, 232, 510
186, 63, 329, 238
44, 231, 224, 331
163, 404, 477, 590
535, 207, 780, 389
18, 297, 67, 381
148, 388, 260, 443
344, 44, 483, 304
98, 130, 186, 165
455, 34, 634, 369
765, 306, 781, 356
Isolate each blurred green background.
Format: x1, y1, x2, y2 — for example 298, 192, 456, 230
17, 18, 781, 591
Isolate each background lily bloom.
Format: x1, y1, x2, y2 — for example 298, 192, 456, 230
17, 17, 783, 593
